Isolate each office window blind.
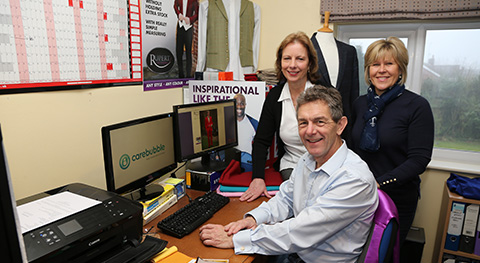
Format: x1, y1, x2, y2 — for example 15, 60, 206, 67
321, 0, 480, 22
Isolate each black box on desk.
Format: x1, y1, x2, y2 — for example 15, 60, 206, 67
401, 226, 425, 263
185, 169, 222, 191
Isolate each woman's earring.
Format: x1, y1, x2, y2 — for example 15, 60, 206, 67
399, 74, 403, 79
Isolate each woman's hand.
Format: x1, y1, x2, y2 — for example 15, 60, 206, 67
239, 178, 271, 202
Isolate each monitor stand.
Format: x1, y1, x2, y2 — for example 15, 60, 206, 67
187, 154, 228, 173
124, 184, 164, 202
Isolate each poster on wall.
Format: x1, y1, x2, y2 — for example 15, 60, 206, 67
0, 0, 142, 94
142, 0, 199, 91
186, 80, 266, 171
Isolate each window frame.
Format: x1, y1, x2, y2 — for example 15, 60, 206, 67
337, 21, 480, 175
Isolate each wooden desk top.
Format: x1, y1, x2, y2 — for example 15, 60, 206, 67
144, 189, 269, 263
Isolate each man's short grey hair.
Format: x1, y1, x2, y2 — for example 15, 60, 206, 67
296, 85, 344, 122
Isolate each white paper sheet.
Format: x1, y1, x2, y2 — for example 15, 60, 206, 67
17, 191, 101, 234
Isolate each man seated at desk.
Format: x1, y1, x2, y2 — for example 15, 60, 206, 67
199, 85, 379, 263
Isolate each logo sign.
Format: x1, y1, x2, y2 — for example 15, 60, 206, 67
118, 144, 166, 170
146, 48, 174, 73
119, 154, 130, 170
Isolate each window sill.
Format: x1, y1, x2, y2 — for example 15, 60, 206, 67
428, 159, 480, 176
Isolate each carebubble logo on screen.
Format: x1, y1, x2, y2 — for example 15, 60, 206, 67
119, 154, 131, 170
119, 144, 166, 170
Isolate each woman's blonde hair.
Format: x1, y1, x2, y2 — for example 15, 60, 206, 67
364, 36, 408, 86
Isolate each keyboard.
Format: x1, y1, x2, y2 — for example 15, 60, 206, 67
157, 191, 230, 238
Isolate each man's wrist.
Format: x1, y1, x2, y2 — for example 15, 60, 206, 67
245, 215, 257, 225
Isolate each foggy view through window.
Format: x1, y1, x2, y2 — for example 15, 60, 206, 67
421, 29, 480, 152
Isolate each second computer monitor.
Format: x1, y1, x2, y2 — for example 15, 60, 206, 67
174, 99, 237, 172
101, 113, 177, 201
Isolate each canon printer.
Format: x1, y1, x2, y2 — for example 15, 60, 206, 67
18, 183, 164, 263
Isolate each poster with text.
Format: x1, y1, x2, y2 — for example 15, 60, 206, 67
187, 80, 266, 170
142, 0, 199, 91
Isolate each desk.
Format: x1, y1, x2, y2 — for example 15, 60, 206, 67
145, 189, 270, 263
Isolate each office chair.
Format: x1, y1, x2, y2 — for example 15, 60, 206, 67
358, 189, 400, 263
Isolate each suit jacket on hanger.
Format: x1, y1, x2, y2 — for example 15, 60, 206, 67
311, 32, 359, 144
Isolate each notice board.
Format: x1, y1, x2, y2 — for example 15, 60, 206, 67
0, 0, 142, 94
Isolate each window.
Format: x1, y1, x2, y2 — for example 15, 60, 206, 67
337, 21, 480, 171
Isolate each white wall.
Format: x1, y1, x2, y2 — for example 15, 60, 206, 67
253, 0, 321, 69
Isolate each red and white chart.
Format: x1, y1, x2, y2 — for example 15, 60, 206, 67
0, 0, 142, 92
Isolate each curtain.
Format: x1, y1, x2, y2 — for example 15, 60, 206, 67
321, 0, 480, 22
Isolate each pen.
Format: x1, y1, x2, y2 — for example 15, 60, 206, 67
144, 226, 154, 234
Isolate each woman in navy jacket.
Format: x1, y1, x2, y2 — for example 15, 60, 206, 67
351, 37, 434, 249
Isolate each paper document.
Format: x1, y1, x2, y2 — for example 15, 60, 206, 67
17, 191, 101, 234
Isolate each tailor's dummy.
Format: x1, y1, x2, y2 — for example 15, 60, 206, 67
311, 11, 359, 143
315, 31, 339, 88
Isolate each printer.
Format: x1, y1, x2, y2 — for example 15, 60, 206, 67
18, 183, 145, 263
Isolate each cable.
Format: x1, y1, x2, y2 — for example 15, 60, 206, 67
170, 161, 187, 178
184, 191, 193, 203
169, 161, 192, 202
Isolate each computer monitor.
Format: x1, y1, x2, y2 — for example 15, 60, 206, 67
173, 99, 238, 172
0, 124, 28, 263
101, 113, 177, 201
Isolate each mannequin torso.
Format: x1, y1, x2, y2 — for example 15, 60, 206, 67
315, 32, 339, 87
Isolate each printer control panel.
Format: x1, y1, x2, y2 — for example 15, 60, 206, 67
29, 228, 62, 247
104, 199, 130, 217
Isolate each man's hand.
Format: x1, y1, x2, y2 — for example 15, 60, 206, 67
239, 178, 271, 202
224, 216, 257, 235
199, 224, 234, 248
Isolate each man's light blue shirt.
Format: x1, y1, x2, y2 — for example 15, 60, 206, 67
233, 141, 379, 263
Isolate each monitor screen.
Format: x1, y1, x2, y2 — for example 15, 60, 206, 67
0, 124, 28, 263
101, 113, 177, 201
173, 99, 238, 172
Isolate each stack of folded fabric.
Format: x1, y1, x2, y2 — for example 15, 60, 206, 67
244, 73, 258, 81
256, 68, 278, 86
217, 159, 283, 197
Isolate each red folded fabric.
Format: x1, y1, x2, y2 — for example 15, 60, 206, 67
219, 160, 283, 187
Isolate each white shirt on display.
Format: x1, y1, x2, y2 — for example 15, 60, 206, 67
315, 31, 339, 87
